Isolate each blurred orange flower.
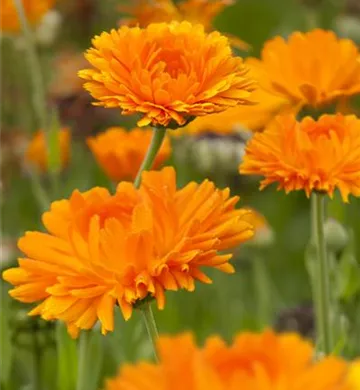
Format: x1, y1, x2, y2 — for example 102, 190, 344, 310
2, 167, 254, 337
1, 0, 55, 33
79, 21, 255, 128
239, 114, 360, 202
118, 0, 249, 50
105, 330, 359, 390
173, 86, 290, 136
87, 127, 171, 181
249, 29, 360, 110
25, 129, 71, 172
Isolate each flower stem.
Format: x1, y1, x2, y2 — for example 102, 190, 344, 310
32, 331, 42, 390
312, 193, 333, 354
13, 0, 48, 131
76, 331, 90, 390
140, 302, 159, 362
134, 128, 166, 188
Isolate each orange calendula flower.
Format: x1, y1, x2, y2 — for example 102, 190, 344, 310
87, 127, 171, 181
25, 128, 71, 172
79, 21, 255, 129
2, 167, 254, 337
249, 29, 360, 110
1, 0, 55, 33
118, 0, 249, 50
104, 330, 359, 390
240, 114, 360, 202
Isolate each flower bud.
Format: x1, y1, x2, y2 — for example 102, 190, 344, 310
324, 218, 349, 253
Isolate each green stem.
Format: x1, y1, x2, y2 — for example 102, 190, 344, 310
32, 331, 42, 390
76, 331, 90, 390
140, 302, 159, 362
312, 193, 333, 353
253, 255, 270, 329
28, 169, 51, 211
134, 128, 166, 188
13, 0, 48, 131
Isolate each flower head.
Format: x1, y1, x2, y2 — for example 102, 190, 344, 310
249, 29, 360, 109
2, 167, 254, 337
1, 0, 55, 33
240, 114, 360, 202
118, 0, 249, 50
87, 127, 171, 181
79, 21, 255, 128
105, 330, 359, 390
25, 128, 71, 172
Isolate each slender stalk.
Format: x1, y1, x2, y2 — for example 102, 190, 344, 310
32, 331, 42, 390
140, 302, 159, 362
13, 0, 48, 131
134, 128, 166, 188
312, 193, 333, 353
134, 127, 166, 359
28, 169, 51, 211
253, 255, 271, 328
76, 331, 90, 390
13, 0, 56, 204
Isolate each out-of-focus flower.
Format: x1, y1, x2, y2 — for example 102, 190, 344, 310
79, 21, 255, 129
248, 29, 360, 111
239, 114, 360, 202
184, 132, 250, 176
25, 129, 71, 172
2, 167, 254, 337
1, 0, 55, 33
104, 330, 359, 390
87, 127, 171, 181
35, 9, 62, 46
173, 86, 290, 136
118, 0, 249, 50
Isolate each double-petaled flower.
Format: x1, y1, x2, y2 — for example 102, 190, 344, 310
2, 167, 254, 337
79, 21, 255, 128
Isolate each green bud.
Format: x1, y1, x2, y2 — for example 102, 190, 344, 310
324, 218, 349, 253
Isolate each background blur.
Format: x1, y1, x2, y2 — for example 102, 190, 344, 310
1, 1, 360, 389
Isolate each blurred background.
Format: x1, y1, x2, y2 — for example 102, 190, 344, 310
1, 1, 360, 389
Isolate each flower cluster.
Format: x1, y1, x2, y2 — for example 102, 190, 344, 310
87, 127, 171, 181
79, 21, 255, 128
2, 167, 254, 337
105, 330, 360, 390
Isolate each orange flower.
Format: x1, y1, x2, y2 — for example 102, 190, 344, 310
248, 29, 360, 110
118, 0, 249, 50
239, 114, 360, 202
173, 86, 290, 136
2, 167, 254, 337
79, 21, 255, 128
25, 128, 71, 172
87, 127, 171, 181
105, 330, 358, 390
1, 0, 55, 33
